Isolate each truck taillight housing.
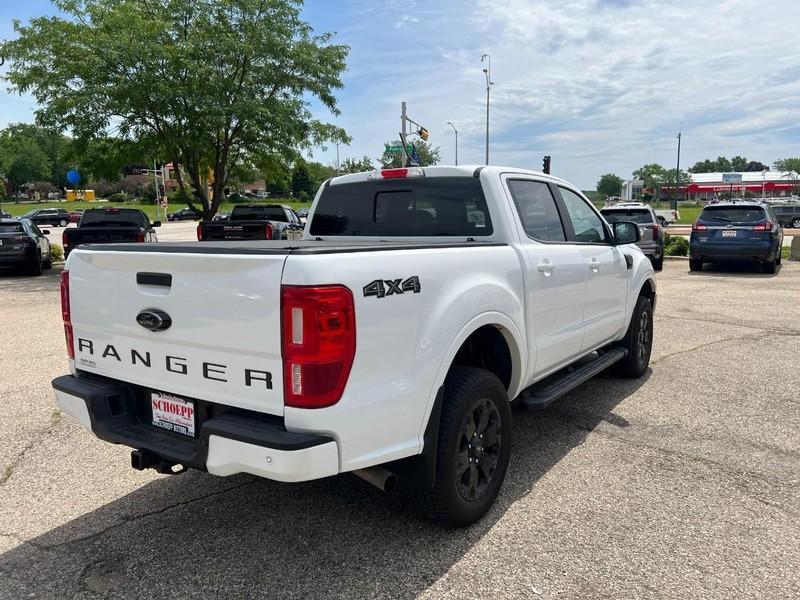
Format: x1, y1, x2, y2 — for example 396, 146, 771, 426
62, 230, 70, 250
196, 224, 203, 240
60, 270, 74, 359
265, 223, 274, 239
137, 231, 146, 242
281, 285, 356, 409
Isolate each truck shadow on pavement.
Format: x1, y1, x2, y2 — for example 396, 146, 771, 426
688, 261, 782, 278
1, 371, 649, 599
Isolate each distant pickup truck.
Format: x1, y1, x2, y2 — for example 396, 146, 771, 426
53, 165, 656, 526
197, 204, 304, 241
63, 208, 159, 257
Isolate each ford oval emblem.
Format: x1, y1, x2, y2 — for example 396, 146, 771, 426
136, 309, 172, 332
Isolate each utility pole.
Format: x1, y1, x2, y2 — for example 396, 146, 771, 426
673, 132, 681, 210
400, 101, 409, 167
481, 54, 493, 165
447, 121, 458, 165
336, 143, 340, 175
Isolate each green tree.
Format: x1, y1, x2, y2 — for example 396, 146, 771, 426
2, 0, 349, 219
745, 160, 768, 172
0, 130, 51, 195
305, 161, 337, 191
774, 158, 800, 195
380, 140, 441, 168
596, 173, 623, 199
340, 155, 375, 174
291, 161, 314, 200
633, 164, 667, 200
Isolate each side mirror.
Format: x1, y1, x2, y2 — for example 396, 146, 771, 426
42, 229, 51, 235
613, 221, 641, 245
152, 221, 161, 228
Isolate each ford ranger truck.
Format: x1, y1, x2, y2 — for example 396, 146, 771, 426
52, 166, 656, 526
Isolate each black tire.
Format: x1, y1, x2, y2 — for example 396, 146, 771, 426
763, 258, 776, 274
27, 252, 43, 276
792, 218, 800, 229
689, 258, 703, 272
651, 255, 663, 271
612, 295, 653, 378
59, 219, 68, 227
421, 366, 511, 527
43, 251, 53, 270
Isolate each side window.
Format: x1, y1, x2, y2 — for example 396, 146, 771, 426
558, 187, 608, 243
30, 224, 44, 237
507, 179, 565, 242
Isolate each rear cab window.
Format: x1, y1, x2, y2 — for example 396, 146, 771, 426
80, 209, 147, 227
231, 206, 288, 222
310, 177, 492, 237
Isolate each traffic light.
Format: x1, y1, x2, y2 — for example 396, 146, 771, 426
418, 127, 429, 141
542, 155, 551, 174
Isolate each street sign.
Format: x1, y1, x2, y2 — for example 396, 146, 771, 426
722, 173, 742, 184
385, 144, 413, 153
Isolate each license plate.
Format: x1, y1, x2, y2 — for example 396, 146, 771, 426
151, 391, 195, 437
722, 230, 737, 237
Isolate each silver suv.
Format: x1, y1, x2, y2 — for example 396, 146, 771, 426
600, 203, 665, 271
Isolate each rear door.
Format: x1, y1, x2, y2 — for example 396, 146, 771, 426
557, 187, 629, 351
504, 177, 587, 379
67, 247, 289, 416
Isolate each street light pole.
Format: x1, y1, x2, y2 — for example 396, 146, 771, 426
481, 54, 493, 165
336, 143, 340, 175
447, 121, 458, 165
674, 132, 682, 209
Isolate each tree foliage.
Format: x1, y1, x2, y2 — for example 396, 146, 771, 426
689, 156, 768, 173
1, 0, 350, 218
0, 128, 51, 193
380, 140, 441, 168
596, 173, 623, 199
773, 158, 800, 174
340, 155, 375, 174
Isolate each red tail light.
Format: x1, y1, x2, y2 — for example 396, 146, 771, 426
196, 224, 203, 241
136, 231, 146, 242
692, 223, 707, 231
753, 222, 773, 231
60, 270, 74, 359
652, 223, 659, 238
265, 223, 274, 240
281, 285, 356, 408
369, 167, 425, 180
62, 230, 70, 249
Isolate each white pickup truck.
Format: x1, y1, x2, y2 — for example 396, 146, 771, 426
53, 166, 656, 526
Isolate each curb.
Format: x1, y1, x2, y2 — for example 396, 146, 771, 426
664, 255, 689, 261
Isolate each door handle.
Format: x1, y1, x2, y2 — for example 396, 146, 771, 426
537, 259, 554, 276
588, 257, 600, 272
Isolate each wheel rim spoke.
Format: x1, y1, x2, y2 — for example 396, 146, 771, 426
456, 397, 503, 502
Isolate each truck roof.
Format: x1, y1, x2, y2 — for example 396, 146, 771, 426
326, 165, 573, 187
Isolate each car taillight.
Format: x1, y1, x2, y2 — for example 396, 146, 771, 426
265, 223, 274, 239
652, 223, 659, 237
753, 222, 773, 231
281, 285, 356, 409
60, 270, 74, 359
136, 231, 145, 242
196, 224, 203, 241
62, 230, 70, 249
692, 223, 708, 231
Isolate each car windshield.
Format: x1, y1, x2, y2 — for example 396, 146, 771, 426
231, 206, 288, 222
0, 223, 24, 233
80, 210, 145, 227
22, 210, 37, 218
310, 177, 492, 237
600, 209, 653, 224
699, 206, 766, 223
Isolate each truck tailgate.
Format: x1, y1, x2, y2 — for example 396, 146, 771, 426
67, 247, 287, 416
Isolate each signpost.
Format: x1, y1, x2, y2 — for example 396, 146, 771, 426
384, 144, 413, 154
722, 173, 743, 199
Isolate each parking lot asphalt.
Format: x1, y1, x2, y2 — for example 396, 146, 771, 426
1, 260, 798, 599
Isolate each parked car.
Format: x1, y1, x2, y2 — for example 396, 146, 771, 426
0, 218, 52, 275
21, 208, 70, 227
167, 207, 202, 221
296, 207, 309, 224
0, 210, 11, 219
212, 211, 230, 221
197, 204, 304, 241
690, 202, 783, 273
62, 208, 159, 257
601, 204, 665, 270
53, 165, 655, 526
771, 204, 800, 229
68, 210, 84, 224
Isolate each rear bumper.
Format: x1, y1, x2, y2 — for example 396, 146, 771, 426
637, 241, 662, 257
52, 374, 339, 482
689, 241, 775, 261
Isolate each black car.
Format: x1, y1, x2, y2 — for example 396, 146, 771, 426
0, 218, 53, 275
690, 202, 783, 273
167, 207, 202, 221
21, 208, 71, 227
0, 210, 11, 219
771, 204, 800, 229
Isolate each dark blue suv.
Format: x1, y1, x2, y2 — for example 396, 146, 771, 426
690, 202, 783, 273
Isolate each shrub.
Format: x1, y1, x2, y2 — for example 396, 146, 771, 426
664, 236, 689, 256
108, 192, 129, 203
50, 243, 64, 262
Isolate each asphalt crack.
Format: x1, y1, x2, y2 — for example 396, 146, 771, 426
0, 411, 63, 487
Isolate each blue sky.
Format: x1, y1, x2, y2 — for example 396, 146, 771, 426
2, 0, 799, 189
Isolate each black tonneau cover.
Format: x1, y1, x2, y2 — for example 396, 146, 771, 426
76, 239, 506, 255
